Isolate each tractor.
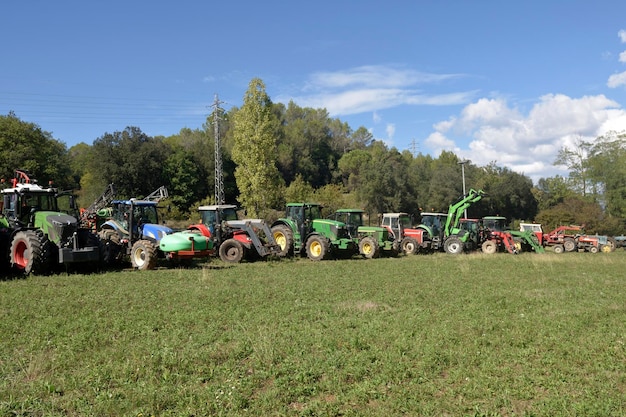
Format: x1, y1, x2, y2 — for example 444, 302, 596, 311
97, 186, 172, 270
333, 208, 398, 258
380, 212, 427, 254
389, 188, 485, 255
0, 170, 101, 275
271, 203, 356, 261
520, 223, 616, 253
481, 216, 544, 254
159, 204, 280, 264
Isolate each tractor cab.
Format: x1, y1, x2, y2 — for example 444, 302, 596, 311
286, 203, 322, 234
333, 209, 364, 239
418, 212, 448, 240
199, 204, 239, 236
107, 200, 162, 240
380, 213, 413, 241
482, 216, 508, 232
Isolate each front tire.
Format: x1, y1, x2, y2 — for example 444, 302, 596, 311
401, 237, 418, 255
130, 240, 158, 270
444, 236, 464, 255
359, 236, 380, 259
10, 230, 47, 275
219, 238, 244, 263
271, 225, 294, 257
481, 240, 498, 254
553, 244, 565, 254
306, 235, 329, 261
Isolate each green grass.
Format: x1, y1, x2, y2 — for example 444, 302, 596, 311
1, 252, 625, 416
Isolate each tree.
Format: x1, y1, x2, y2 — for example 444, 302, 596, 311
586, 131, 626, 219
534, 175, 575, 211
231, 78, 284, 217
0, 112, 72, 188
89, 126, 169, 199
553, 137, 593, 197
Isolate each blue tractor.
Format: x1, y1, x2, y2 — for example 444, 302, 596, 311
97, 187, 172, 270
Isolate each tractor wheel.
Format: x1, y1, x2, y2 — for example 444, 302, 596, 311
10, 230, 48, 275
271, 225, 294, 257
553, 244, 565, 254
401, 237, 418, 255
481, 240, 498, 254
359, 236, 380, 259
606, 236, 617, 252
563, 237, 577, 252
589, 245, 599, 254
306, 235, 329, 261
444, 237, 464, 255
219, 238, 245, 263
130, 239, 158, 270
600, 244, 611, 253
99, 229, 122, 265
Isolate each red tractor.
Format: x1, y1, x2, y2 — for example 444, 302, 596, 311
481, 216, 544, 254
159, 204, 280, 263
527, 224, 617, 253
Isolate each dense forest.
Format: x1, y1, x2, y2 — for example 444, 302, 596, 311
2, 78, 625, 235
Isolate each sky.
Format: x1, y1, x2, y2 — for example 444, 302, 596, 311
3, 1, 626, 183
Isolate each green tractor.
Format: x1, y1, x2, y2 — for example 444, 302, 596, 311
333, 208, 397, 258
1, 170, 101, 275
415, 188, 485, 254
270, 203, 356, 261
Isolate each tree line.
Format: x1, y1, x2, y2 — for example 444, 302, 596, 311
2, 79, 625, 235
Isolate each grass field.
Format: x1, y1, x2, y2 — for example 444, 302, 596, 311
1, 252, 625, 416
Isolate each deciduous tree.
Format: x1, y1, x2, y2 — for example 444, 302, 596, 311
231, 78, 284, 216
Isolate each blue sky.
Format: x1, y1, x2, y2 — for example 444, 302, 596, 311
3, 1, 626, 182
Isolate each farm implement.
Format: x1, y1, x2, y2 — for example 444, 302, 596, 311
159, 204, 280, 264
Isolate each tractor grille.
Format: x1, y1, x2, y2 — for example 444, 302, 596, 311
48, 214, 78, 244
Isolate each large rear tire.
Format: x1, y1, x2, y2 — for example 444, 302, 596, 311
481, 240, 498, 254
444, 236, 464, 255
306, 235, 329, 261
130, 239, 158, 270
10, 230, 47, 275
563, 237, 577, 252
359, 236, 380, 259
219, 238, 245, 263
271, 225, 294, 257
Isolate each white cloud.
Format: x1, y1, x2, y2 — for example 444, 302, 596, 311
372, 111, 381, 123
620, 51, 626, 63
386, 123, 396, 140
619, 29, 626, 43
275, 65, 476, 117
424, 94, 626, 182
607, 71, 626, 88
307, 65, 462, 89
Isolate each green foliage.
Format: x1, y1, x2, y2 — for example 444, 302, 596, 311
0, 112, 73, 188
536, 196, 625, 234
284, 174, 315, 203
89, 126, 169, 199
586, 131, 626, 218
232, 78, 284, 217
314, 183, 346, 217
163, 147, 202, 215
